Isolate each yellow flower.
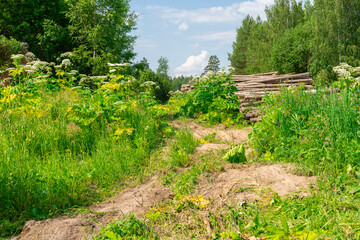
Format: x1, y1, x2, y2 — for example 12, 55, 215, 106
198, 138, 208, 144
190, 195, 210, 209
126, 128, 135, 135
153, 105, 170, 111
105, 83, 120, 91
114, 128, 125, 135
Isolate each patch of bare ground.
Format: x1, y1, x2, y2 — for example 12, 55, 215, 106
12, 176, 172, 240
195, 143, 230, 153
171, 119, 251, 144
195, 163, 316, 203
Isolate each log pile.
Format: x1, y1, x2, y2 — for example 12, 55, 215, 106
235, 72, 313, 122
180, 82, 195, 92
180, 72, 314, 123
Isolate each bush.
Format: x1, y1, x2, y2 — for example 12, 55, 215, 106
0, 35, 24, 69
181, 71, 241, 125
271, 24, 311, 74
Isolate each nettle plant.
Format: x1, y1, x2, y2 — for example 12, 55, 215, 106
182, 68, 241, 125
332, 63, 360, 89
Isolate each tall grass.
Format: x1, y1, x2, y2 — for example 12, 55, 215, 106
251, 88, 360, 174
0, 83, 171, 237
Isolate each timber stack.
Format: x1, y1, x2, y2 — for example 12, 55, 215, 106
234, 72, 313, 122
181, 72, 314, 123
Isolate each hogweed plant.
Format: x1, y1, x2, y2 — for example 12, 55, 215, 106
0, 56, 174, 237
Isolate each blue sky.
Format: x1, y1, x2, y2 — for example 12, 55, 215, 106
130, 0, 275, 77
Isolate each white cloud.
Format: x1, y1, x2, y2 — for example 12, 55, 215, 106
148, 0, 274, 26
175, 50, 209, 77
178, 22, 189, 31
190, 31, 236, 43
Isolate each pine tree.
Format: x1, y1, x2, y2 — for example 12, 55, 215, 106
204, 55, 220, 73
156, 56, 169, 75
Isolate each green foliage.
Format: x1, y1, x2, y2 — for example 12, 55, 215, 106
181, 71, 241, 125
230, 0, 360, 80
139, 69, 171, 102
168, 129, 198, 167
0, 0, 136, 75
250, 88, 360, 174
0, 0, 72, 60
171, 75, 193, 91
65, 0, 136, 75
223, 144, 246, 164
229, 15, 255, 75
271, 24, 311, 74
0, 36, 24, 71
0, 59, 174, 237
204, 55, 220, 73
156, 57, 169, 76
95, 214, 158, 240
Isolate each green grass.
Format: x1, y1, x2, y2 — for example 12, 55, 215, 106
251, 88, 360, 175
0, 79, 173, 237
93, 214, 158, 240
247, 87, 360, 238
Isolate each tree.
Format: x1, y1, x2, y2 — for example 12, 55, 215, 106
131, 57, 150, 79
310, 0, 360, 74
140, 69, 171, 102
204, 55, 220, 73
65, 0, 137, 74
229, 15, 255, 74
0, 0, 73, 61
139, 57, 150, 70
156, 57, 169, 75
271, 23, 311, 73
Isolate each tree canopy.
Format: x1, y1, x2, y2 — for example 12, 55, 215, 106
229, 0, 360, 77
0, 0, 137, 75
156, 57, 169, 76
204, 55, 220, 73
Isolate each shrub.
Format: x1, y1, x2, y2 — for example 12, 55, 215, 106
181, 71, 241, 125
0, 35, 24, 70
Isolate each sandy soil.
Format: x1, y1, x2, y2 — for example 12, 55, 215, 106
195, 164, 316, 203
171, 120, 251, 144
12, 176, 172, 240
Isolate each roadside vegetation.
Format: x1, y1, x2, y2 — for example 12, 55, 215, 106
0, 54, 175, 236
2, 0, 360, 239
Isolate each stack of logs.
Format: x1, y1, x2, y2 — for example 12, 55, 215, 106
181, 82, 195, 92
180, 72, 313, 123
234, 72, 312, 122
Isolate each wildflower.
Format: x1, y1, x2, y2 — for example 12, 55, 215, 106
60, 52, 74, 59
126, 128, 135, 135
227, 66, 235, 73
25, 52, 36, 62
61, 59, 71, 67
69, 70, 78, 75
109, 69, 116, 73
11, 54, 24, 61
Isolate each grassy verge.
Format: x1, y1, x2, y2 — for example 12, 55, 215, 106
0, 76, 173, 237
